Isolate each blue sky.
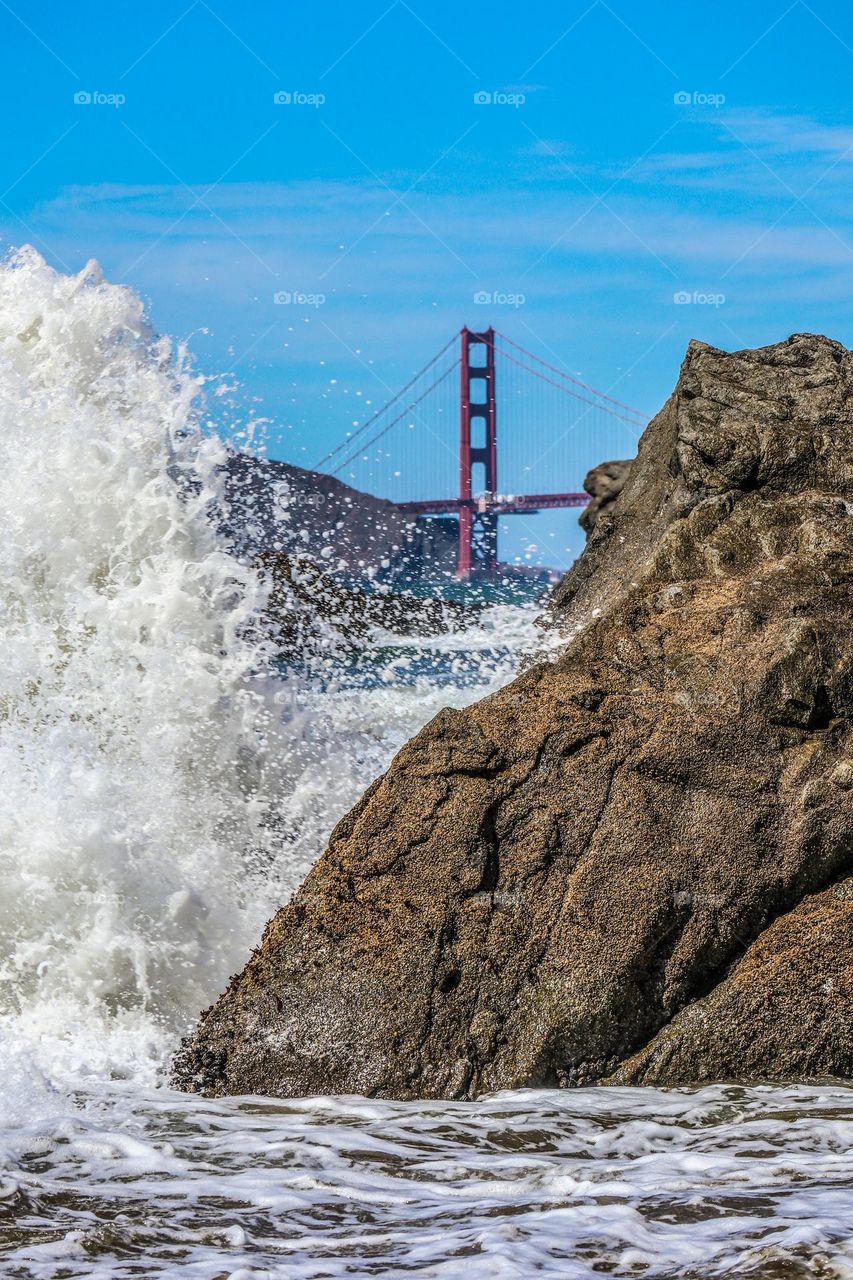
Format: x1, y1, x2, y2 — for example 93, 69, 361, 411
4, 0, 853, 566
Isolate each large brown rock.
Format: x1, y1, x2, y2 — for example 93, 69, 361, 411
174, 333, 853, 1100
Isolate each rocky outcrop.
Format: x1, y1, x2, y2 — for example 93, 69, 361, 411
264, 553, 478, 651
222, 453, 459, 583
174, 333, 853, 1100
578, 458, 632, 537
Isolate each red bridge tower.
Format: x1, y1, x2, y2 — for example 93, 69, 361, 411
458, 327, 497, 578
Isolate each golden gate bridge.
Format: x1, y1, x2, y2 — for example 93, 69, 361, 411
314, 328, 648, 579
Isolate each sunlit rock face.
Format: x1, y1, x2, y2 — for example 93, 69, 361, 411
174, 334, 853, 1100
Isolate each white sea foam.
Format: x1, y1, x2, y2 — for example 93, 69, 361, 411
4, 1081, 853, 1278
0, 247, 294, 1089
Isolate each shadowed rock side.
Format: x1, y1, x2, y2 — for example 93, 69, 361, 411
174, 333, 853, 1100
609, 876, 853, 1084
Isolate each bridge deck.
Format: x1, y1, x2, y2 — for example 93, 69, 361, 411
396, 492, 590, 516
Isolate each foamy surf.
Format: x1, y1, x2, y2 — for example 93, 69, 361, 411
0, 246, 286, 1089
5, 1081, 853, 1279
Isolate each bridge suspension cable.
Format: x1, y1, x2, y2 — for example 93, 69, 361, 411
313, 333, 459, 471
493, 332, 648, 429
328, 357, 460, 477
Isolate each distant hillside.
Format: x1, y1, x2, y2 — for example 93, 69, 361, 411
220, 453, 458, 583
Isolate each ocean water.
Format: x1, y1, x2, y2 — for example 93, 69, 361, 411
1, 249, 852, 1280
